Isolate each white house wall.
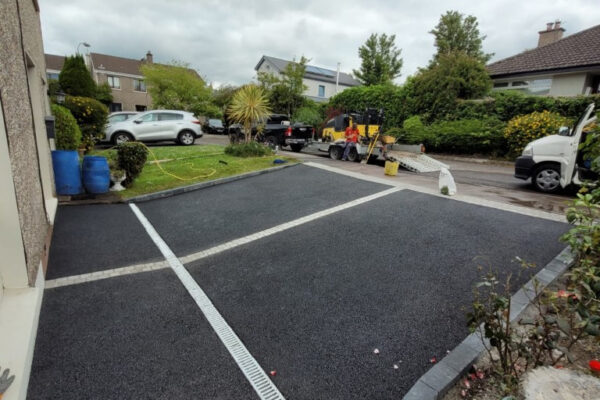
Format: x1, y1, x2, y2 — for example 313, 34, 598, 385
257, 59, 355, 100
549, 73, 587, 96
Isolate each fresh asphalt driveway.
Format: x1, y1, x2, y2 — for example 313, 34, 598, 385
29, 164, 570, 399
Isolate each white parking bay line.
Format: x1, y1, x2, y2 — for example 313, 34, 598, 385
129, 203, 286, 400
180, 186, 402, 265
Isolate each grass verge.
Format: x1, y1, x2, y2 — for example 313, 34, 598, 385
91, 145, 297, 199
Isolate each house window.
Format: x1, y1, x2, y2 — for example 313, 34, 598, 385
109, 103, 122, 112
318, 85, 325, 98
136, 105, 147, 112
107, 76, 120, 89
492, 78, 552, 95
46, 72, 59, 81
133, 79, 146, 92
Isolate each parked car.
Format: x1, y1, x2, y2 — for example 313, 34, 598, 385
228, 114, 313, 152
105, 110, 203, 146
514, 103, 597, 193
108, 111, 138, 124
204, 118, 226, 134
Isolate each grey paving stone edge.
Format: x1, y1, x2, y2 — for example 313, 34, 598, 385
126, 163, 299, 203
402, 246, 575, 400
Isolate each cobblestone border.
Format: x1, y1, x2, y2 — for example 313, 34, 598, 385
126, 162, 298, 203
403, 246, 575, 400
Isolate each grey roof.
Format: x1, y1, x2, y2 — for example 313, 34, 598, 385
487, 24, 600, 77
255, 55, 361, 87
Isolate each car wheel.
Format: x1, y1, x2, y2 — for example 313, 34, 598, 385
178, 130, 195, 146
532, 164, 561, 193
290, 144, 303, 152
329, 145, 343, 160
347, 147, 360, 162
112, 131, 133, 145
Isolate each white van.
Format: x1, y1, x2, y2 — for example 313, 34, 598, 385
514, 103, 597, 193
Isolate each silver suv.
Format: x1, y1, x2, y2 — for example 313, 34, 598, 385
106, 110, 203, 146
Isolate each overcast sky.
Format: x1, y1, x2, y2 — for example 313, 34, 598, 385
39, 0, 600, 87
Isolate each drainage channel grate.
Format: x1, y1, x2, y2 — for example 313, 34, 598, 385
130, 204, 285, 400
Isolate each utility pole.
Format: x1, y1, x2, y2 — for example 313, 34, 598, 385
335, 62, 340, 94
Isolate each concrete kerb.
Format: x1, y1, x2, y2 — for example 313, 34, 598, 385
126, 163, 298, 203
402, 246, 574, 400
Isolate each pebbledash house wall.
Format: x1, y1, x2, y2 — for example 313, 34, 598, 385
0, 0, 56, 287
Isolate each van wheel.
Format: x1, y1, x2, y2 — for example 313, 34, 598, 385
532, 164, 561, 193
329, 146, 343, 160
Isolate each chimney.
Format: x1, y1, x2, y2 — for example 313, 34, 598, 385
538, 20, 565, 47
145, 51, 153, 63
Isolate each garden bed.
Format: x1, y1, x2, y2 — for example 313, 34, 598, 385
91, 145, 297, 199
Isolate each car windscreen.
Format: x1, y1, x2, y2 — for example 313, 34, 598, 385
209, 119, 223, 127
109, 114, 129, 123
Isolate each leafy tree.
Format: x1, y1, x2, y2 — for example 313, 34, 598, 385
212, 85, 239, 124
353, 33, 403, 86
411, 51, 492, 121
94, 82, 113, 106
257, 56, 308, 115
141, 60, 218, 117
429, 11, 493, 64
227, 84, 271, 143
58, 54, 96, 97
292, 100, 325, 127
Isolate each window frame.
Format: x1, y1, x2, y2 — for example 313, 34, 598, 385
133, 79, 146, 92
318, 85, 325, 98
107, 75, 121, 89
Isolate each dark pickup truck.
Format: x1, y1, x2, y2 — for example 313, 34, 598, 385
228, 114, 313, 152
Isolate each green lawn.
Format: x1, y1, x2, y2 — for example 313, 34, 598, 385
91, 145, 297, 199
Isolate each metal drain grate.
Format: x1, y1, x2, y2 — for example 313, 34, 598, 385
130, 204, 285, 400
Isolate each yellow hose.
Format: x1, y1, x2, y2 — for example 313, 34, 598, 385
142, 143, 217, 181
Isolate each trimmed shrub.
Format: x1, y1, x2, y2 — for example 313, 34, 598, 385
51, 104, 81, 150
224, 142, 273, 157
401, 117, 507, 155
504, 111, 571, 156
117, 142, 148, 187
64, 95, 109, 144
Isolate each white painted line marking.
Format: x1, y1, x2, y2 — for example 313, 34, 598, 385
45, 260, 170, 289
304, 161, 566, 222
179, 186, 402, 264
129, 203, 286, 400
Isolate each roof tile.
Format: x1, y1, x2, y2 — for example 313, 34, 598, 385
487, 24, 600, 77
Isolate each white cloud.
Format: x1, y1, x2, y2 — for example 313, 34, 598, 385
39, 0, 600, 86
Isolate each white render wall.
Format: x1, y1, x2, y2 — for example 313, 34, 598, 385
549, 73, 587, 96
256, 59, 355, 100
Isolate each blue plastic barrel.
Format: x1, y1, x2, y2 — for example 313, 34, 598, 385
82, 156, 110, 194
51, 150, 82, 195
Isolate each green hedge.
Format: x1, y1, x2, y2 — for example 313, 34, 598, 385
329, 85, 600, 129
454, 91, 600, 122
51, 104, 81, 150
399, 117, 507, 155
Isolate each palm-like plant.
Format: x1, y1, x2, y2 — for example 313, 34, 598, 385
227, 84, 271, 143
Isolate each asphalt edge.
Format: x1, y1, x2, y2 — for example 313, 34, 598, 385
402, 246, 575, 400
126, 162, 299, 203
